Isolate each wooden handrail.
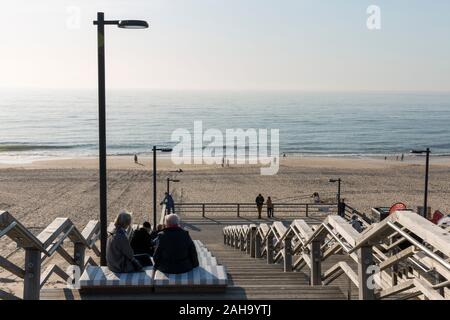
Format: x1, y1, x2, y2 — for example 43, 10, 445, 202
223, 210, 450, 300
0, 211, 101, 300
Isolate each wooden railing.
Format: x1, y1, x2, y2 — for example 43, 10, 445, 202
223, 210, 450, 300
174, 202, 338, 218
343, 203, 373, 226
0, 211, 101, 300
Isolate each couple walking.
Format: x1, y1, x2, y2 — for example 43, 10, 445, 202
255, 194, 274, 219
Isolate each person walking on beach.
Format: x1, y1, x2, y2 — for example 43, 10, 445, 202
255, 194, 265, 219
266, 196, 274, 218
161, 192, 175, 215
401, 153, 404, 161
134, 154, 138, 164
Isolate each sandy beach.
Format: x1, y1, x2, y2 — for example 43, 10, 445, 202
2, 155, 450, 226
1, 155, 450, 296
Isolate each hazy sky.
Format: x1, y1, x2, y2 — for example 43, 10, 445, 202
1, 0, 450, 91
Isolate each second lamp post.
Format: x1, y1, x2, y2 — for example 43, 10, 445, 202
152, 146, 173, 230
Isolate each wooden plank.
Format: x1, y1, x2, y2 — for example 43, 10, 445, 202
413, 278, 446, 300
23, 248, 41, 300
37, 217, 71, 248
266, 233, 274, 264
357, 246, 375, 300
40, 264, 70, 288
322, 263, 344, 285
310, 240, 321, 285
272, 221, 287, 240
0, 289, 21, 300
0, 211, 45, 250
413, 251, 450, 281
56, 246, 76, 265
81, 220, 100, 243
322, 261, 359, 288
84, 256, 98, 268
394, 211, 450, 257
0, 221, 17, 238
326, 216, 361, 247
0, 255, 25, 278
283, 235, 292, 272
379, 246, 417, 271
376, 280, 415, 299
292, 219, 314, 240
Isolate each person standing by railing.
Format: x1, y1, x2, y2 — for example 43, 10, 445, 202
266, 196, 274, 218
161, 192, 175, 215
255, 194, 265, 219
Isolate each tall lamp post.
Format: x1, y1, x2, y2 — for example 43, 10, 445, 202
152, 146, 173, 230
411, 148, 431, 218
93, 12, 148, 266
167, 178, 180, 194
329, 178, 343, 217
329, 178, 342, 204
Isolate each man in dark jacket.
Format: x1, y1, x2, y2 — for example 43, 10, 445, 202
255, 194, 265, 219
153, 214, 199, 274
130, 221, 157, 256
161, 192, 175, 214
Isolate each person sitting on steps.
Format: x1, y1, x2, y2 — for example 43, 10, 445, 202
153, 214, 199, 274
106, 211, 152, 273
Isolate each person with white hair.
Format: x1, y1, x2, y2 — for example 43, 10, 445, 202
106, 210, 145, 273
153, 214, 199, 274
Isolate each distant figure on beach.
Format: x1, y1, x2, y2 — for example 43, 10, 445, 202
255, 194, 265, 219
401, 153, 404, 161
384, 156, 387, 161
153, 214, 199, 274
313, 192, 321, 204
221, 157, 225, 167
349, 215, 363, 233
130, 221, 158, 256
106, 211, 151, 273
396, 155, 399, 161
266, 196, 274, 218
134, 154, 138, 164
161, 192, 175, 214
283, 153, 287, 158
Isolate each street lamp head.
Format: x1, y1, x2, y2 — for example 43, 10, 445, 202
411, 148, 431, 155
118, 20, 149, 29
160, 148, 173, 153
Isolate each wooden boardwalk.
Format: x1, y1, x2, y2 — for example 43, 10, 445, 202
41, 216, 346, 300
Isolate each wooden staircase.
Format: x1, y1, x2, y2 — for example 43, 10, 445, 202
206, 243, 346, 299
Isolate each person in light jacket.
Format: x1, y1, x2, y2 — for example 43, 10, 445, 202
106, 210, 143, 273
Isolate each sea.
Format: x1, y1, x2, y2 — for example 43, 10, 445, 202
1, 89, 450, 163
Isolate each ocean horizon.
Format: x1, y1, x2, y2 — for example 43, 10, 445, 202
1, 89, 450, 163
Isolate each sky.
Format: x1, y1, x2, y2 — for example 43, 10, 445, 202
1, 0, 450, 91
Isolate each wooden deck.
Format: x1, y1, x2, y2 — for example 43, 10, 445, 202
41, 216, 346, 300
